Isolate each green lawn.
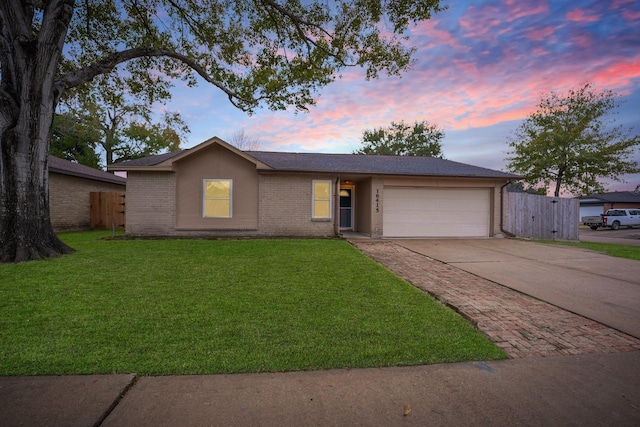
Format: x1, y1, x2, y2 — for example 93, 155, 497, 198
542, 240, 640, 260
0, 232, 506, 376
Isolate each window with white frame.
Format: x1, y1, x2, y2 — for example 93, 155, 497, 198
312, 180, 332, 219
203, 179, 232, 218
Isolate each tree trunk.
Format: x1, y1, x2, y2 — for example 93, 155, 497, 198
554, 169, 564, 197
0, 130, 75, 262
0, 1, 75, 262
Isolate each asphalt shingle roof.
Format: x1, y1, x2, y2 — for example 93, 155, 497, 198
111, 150, 186, 167
111, 147, 520, 179
247, 151, 519, 179
580, 191, 640, 203
49, 156, 126, 185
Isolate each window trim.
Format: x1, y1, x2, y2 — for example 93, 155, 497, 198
312, 179, 333, 219
203, 178, 233, 218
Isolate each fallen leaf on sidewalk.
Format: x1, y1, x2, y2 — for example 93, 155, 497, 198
403, 404, 411, 416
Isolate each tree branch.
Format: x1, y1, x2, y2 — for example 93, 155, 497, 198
259, 0, 332, 39
258, 0, 350, 68
164, 0, 212, 45
56, 47, 256, 110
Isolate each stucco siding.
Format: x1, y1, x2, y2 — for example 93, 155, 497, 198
126, 171, 176, 235
49, 172, 125, 231
259, 174, 337, 236
354, 179, 371, 235
175, 144, 259, 230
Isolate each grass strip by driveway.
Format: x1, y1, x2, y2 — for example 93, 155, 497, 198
0, 232, 506, 376
541, 240, 640, 260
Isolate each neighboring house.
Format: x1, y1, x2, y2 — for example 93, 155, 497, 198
49, 156, 127, 231
108, 137, 519, 238
579, 191, 640, 220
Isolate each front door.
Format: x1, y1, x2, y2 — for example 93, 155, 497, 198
340, 188, 353, 229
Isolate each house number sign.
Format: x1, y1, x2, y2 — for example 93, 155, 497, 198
376, 189, 380, 213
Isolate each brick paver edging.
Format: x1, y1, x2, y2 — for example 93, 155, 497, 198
351, 240, 640, 359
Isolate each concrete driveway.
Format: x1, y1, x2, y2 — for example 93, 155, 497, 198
394, 238, 640, 338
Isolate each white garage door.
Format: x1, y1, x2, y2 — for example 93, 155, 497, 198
383, 188, 491, 237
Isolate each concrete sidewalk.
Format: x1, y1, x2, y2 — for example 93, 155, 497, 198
2, 352, 639, 426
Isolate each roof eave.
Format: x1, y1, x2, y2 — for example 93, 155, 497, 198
50, 167, 127, 185
255, 168, 518, 179
107, 165, 174, 172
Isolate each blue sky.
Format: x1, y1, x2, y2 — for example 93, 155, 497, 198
160, 0, 640, 192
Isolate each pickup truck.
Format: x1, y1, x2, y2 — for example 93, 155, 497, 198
582, 209, 640, 230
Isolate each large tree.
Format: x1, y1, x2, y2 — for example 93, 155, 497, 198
50, 112, 102, 168
0, 0, 445, 262
57, 74, 189, 168
506, 83, 639, 197
354, 120, 444, 157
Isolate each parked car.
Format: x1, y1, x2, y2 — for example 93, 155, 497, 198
582, 209, 640, 230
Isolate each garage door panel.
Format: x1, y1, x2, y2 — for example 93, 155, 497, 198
383, 188, 490, 237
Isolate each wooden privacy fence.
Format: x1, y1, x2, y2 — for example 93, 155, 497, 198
90, 192, 125, 230
504, 192, 579, 240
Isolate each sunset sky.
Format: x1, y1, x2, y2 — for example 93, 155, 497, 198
164, 0, 640, 192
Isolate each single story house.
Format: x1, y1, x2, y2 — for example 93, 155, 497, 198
108, 137, 520, 238
579, 191, 640, 220
49, 156, 127, 231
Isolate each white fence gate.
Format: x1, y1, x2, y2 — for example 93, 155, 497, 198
504, 192, 579, 240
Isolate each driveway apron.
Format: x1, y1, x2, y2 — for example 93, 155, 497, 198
351, 239, 640, 358
395, 239, 640, 338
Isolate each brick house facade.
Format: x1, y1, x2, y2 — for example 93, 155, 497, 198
109, 137, 519, 239
49, 156, 126, 231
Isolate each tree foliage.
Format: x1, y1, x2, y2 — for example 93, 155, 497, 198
50, 112, 102, 168
507, 182, 546, 195
506, 83, 639, 197
56, 73, 189, 168
354, 120, 444, 157
0, 0, 445, 262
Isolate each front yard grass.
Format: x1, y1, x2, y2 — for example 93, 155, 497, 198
0, 232, 506, 375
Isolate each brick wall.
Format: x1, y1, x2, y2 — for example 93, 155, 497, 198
125, 172, 338, 237
126, 171, 176, 235
49, 172, 125, 231
258, 174, 337, 236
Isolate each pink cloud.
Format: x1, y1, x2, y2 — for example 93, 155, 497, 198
590, 61, 640, 89
611, 0, 636, 8
525, 26, 556, 41
253, 51, 636, 149
566, 9, 601, 22
503, 0, 549, 21
242, 43, 640, 151
459, 5, 503, 38
621, 9, 640, 20
412, 20, 465, 51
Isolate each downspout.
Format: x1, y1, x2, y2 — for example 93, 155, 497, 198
334, 176, 341, 236
500, 181, 516, 237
